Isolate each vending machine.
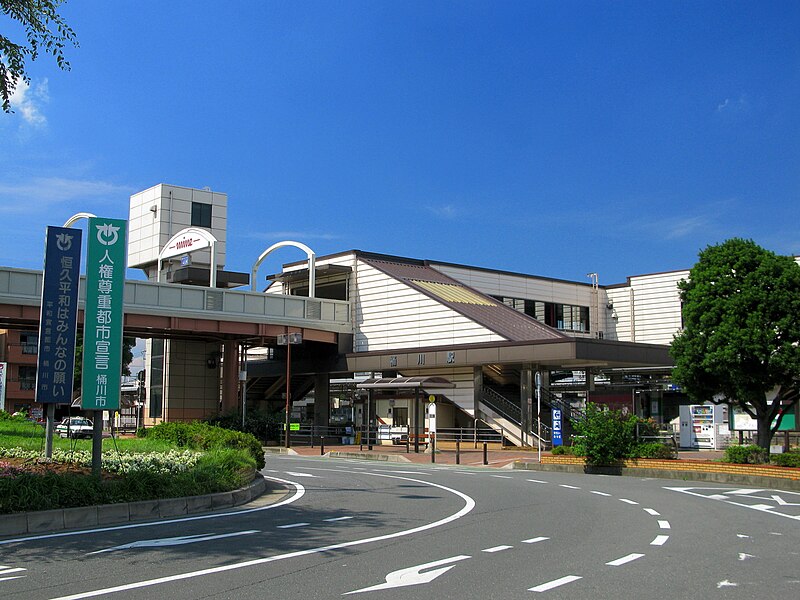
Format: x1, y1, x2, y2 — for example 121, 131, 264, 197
679, 404, 726, 449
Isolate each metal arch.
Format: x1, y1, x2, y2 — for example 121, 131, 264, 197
63, 212, 97, 227
251, 240, 316, 298
157, 227, 219, 288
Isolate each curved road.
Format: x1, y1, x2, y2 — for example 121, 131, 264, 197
0, 455, 798, 599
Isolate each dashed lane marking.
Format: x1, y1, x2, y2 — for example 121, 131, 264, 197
521, 537, 549, 544
643, 508, 660, 516
651, 535, 669, 546
324, 517, 354, 522
657, 520, 671, 529
590, 491, 611, 497
606, 553, 645, 566
526, 479, 548, 484
619, 499, 638, 505
529, 575, 582, 592
482, 545, 513, 553
276, 523, 310, 529
559, 484, 580, 489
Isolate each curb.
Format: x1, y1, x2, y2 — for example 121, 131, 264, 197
263, 447, 299, 456
328, 451, 412, 463
0, 474, 271, 538
512, 461, 800, 491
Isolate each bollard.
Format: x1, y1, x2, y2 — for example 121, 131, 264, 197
483, 442, 488, 465
431, 433, 436, 464
406, 435, 410, 453
456, 440, 460, 465
320, 436, 325, 455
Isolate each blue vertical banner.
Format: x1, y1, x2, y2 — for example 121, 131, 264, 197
81, 218, 127, 411
552, 408, 563, 446
36, 226, 82, 405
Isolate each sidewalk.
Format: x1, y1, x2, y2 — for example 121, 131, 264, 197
268, 443, 727, 469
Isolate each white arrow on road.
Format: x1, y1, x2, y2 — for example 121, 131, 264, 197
344, 555, 471, 594
771, 494, 800, 507
88, 530, 260, 554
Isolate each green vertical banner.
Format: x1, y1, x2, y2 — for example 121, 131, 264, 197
81, 218, 127, 411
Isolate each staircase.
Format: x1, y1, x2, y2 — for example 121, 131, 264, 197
478, 385, 552, 448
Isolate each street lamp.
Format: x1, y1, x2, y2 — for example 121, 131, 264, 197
277, 330, 302, 447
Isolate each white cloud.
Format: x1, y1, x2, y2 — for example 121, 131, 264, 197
662, 216, 708, 239
244, 230, 340, 241
717, 94, 748, 113
8, 77, 49, 126
0, 177, 134, 213
425, 203, 458, 219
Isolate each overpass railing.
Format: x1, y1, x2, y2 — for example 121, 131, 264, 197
0, 267, 351, 332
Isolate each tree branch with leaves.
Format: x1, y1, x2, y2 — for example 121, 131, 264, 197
671, 238, 800, 452
1, 0, 78, 112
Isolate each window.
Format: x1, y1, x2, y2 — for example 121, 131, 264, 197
149, 339, 164, 418
19, 366, 36, 390
191, 202, 212, 228
494, 295, 590, 333
20, 333, 38, 354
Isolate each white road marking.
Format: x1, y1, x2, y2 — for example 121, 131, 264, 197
526, 479, 548, 484
48, 473, 477, 600
771, 494, 800, 507
619, 498, 638, 505
606, 553, 645, 566
666, 486, 800, 522
491, 475, 512, 479
643, 508, 660, 516
717, 580, 738, 588
657, 520, 671, 529
482, 545, 512, 553
727, 489, 763, 495
708, 494, 728, 500
590, 491, 611, 497
324, 517, 353, 522
0, 567, 26, 576
651, 535, 669, 546
87, 531, 260, 554
738, 553, 755, 561
0, 576, 26, 583
276, 523, 309, 529
344, 555, 471, 594
521, 537, 549, 544
529, 575, 582, 592
749, 504, 773, 511
559, 484, 580, 489
0, 476, 306, 547
736, 534, 750, 538
284, 471, 318, 478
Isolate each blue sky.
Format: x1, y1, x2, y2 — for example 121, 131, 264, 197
1, 0, 798, 286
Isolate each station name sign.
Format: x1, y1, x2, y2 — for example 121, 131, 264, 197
161, 232, 209, 260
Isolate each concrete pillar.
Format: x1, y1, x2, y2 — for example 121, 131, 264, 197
313, 373, 330, 428
473, 366, 483, 418
520, 364, 533, 445
221, 341, 239, 414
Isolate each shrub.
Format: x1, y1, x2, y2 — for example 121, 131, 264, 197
550, 445, 574, 455
723, 444, 768, 464
571, 403, 640, 465
140, 422, 265, 470
204, 409, 284, 443
631, 442, 677, 460
771, 451, 800, 468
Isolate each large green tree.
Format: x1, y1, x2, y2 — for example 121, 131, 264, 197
1, 0, 78, 112
671, 239, 800, 452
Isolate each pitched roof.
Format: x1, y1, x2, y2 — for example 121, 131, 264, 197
360, 256, 566, 343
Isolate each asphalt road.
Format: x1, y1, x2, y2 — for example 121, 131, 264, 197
1, 455, 798, 599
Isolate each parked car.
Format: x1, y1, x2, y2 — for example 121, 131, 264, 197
55, 417, 94, 439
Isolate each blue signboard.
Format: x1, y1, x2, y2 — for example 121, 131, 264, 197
36, 226, 82, 404
552, 408, 563, 446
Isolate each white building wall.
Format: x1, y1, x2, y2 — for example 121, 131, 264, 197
433, 264, 616, 338
353, 262, 505, 352
128, 184, 227, 276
